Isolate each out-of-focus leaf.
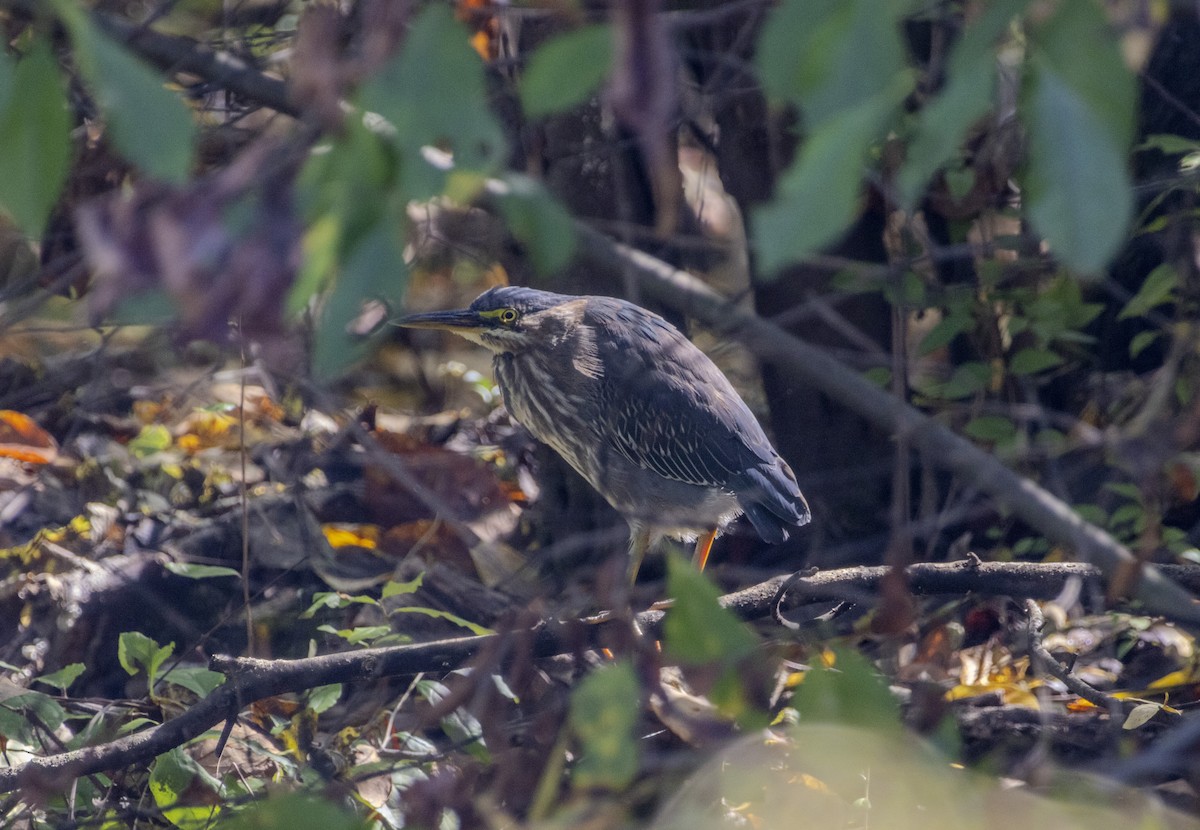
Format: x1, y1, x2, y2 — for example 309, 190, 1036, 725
1119, 262, 1176, 320
128, 423, 173, 457
964, 415, 1017, 443
391, 607, 493, 636
754, 83, 905, 275
1020, 1, 1134, 274
163, 562, 241, 580
53, 1, 195, 182
221, 793, 370, 830
359, 4, 504, 174
1130, 330, 1160, 358
0, 410, 58, 464
896, 0, 1024, 205
663, 555, 757, 665
570, 660, 640, 791
312, 211, 408, 378
520, 24, 612, 118
1009, 347, 1062, 376
494, 174, 576, 274
0, 38, 71, 238
382, 574, 424, 598
756, 0, 906, 130
792, 647, 902, 733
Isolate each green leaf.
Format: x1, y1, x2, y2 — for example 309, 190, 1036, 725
1129, 330, 1160, 358
1119, 262, 1177, 320
918, 308, 973, 355
33, 663, 85, 692
382, 573, 424, 597
118, 631, 174, 696
519, 25, 612, 118
1020, 1, 1134, 274
391, 607, 493, 636
792, 647, 901, 733
128, 423, 172, 457
963, 415, 1017, 443
150, 747, 221, 829
160, 666, 225, 697
495, 174, 577, 274
757, 0, 906, 130
663, 555, 757, 665
897, 0, 1025, 205
569, 660, 640, 791
1009, 347, 1062, 376
54, 2, 195, 182
163, 562, 241, 580
359, 4, 505, 172
219, 793, 369, 830
308, 683, 342, 714
312, 211, 408, 378
0, 38, 71, 238
754, 83, 905, 275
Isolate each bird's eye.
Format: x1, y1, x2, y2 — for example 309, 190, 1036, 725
499, 308, 519, 324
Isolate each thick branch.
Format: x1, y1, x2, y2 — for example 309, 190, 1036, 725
5, 560, 1197, 793
575, 226, 1200, 625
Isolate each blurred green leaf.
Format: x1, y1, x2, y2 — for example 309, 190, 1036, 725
964, 415, 1017, 443
220, 792, 370, 830
312, 210, 408, 378
495, 174, 576, 274
754, 82, 905, 275
1009, 347, 1062, 376
663, 555, 757, 665
360, 4, 505, 174
129, 423, 173, 457
1020, 1, 1134, 274
1129, 330, 1160, 358
757, 0, 906, 129
520, 25, 612, 118
0, 38, 71, 238
792, 647, 901, 733
164, 562, 241, 580
570, 660, 640, 791
897, 0, 1024, 206
1119, 262, 1176, 320
53, 1, 195, 182
391, 606, 493, 636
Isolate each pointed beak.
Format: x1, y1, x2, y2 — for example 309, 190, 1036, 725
395, 308, 485, 334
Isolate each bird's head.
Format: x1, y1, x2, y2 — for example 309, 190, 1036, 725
397, 286, 582, 354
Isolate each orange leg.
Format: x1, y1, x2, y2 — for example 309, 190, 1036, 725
692, 528, 718, 571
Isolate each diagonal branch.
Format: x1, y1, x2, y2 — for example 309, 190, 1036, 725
574, 225, 1200, 625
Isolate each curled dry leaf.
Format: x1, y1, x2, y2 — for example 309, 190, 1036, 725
0, 410, 58, 464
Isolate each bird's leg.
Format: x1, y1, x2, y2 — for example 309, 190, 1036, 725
692, 528, 718, 571
627, 524, 653, 584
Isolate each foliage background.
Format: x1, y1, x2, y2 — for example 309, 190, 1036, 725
2, 0, 1200, 827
